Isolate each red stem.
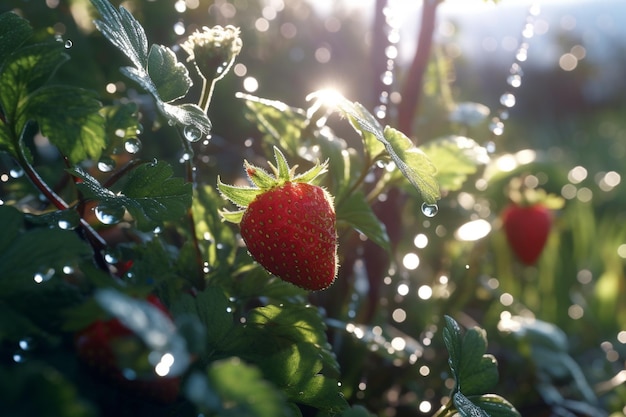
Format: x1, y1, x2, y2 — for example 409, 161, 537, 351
397, 0, 440, 137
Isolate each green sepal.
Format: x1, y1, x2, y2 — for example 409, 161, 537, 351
244, 161, 279, 190
219, 209, 245, 224
217, 177, 261, 208
271, 146, 292, 182
293, 159, 329, 184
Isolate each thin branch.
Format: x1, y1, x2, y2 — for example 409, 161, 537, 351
397, 0, 440, 138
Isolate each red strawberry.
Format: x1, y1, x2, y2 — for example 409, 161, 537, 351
218, 147, 338, 290
502, 203, 552, 265
75, 295, 180, 403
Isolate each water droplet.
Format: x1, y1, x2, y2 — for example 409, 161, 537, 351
183, 125, 203, 143
56, 211, 79, 230
507, 74, 522, 88
9, 167, 24, 178
500, 93, 516, 108
64, 39, 73, 49
97, 157, 116, 172
489, 118, 505, 136
13, 353, 26, 363
34, 268, 55, 284
124, 138, 142, 154
421, 203, 439, 217
94, 204, 125, 225
19, 337, 34, 351
57, 219, 73, 230
104, 252, 118, 264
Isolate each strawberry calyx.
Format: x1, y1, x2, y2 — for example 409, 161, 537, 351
218, 146, 329, 223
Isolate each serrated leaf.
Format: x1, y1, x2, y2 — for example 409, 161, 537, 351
71, 161, 192, 230
239, 93, 308, 155
453, 392, 490, 417
186, 358, 294, 417
443, 315, 463, 380
147, 44, 191, 102
91, 0, 148, 69
331, 97, 385, 160
468, 394, 521, 417
460, 355, 499, 396
336, 191, 390, 251
459, 327, 489, 377
173, 286, 233, 351
25, 86, 105, 163
0, 42, 68, 131
159, 101, 212, 136
421, 136, 489, 192
383, 126, 440, 204
0, 11, 33, 68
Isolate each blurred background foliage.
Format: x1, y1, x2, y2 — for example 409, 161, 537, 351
2, 0, 626, 415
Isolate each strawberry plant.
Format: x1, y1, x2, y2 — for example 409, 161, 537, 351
2, 0, 624, 416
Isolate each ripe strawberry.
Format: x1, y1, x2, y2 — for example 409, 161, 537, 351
218, 147, 338, 290
75, 295, 180, 403
501, 203, 552, 265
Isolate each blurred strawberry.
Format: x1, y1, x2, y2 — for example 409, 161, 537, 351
74, 295, 180, 404
502, 203, 552, 265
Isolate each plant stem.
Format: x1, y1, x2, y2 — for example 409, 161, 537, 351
397, 0, 440, 137
18, 140, 107, 258
199, 77, 218, 114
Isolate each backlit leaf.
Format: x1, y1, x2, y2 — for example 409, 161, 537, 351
336, 191, 390, 251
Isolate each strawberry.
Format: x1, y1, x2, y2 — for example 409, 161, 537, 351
74, 295, 180, 404
501, 203, 552, 265
218, 146, 338, 290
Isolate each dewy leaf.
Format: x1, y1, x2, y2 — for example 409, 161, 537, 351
468, 394, 521, 417
90, 0, 148, 69
336, 191, 390, 252
333, 97, 386, 160
147, 44, 192, 103
24, 86, 106, 163
159, 101, 212, 136
453, 392, 490, 417
0, 206, 92, 293
0, 11, 33, 67
70, 161, 192, 230
443, 315, 463, 382
421, 135, 489, 192
383, 126, 440, 204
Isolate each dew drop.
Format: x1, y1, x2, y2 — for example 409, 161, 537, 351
13, 353, 26, 363
500, 93, 516, 108
94, 204, 125, 225
57, 211, 79, 230
507, 74, 522, 88
421, 203, 439, 218
34, 268, 55, 284
19, 337, 34, 351
64, 39, 73, 49
57, 219, 73, 230
489, 118, 505, 136
183, 125, 203, 143
124, 138, 142, 154
97, 157, 116, 172
9, 167, 24, 178
104, 252, 118, 264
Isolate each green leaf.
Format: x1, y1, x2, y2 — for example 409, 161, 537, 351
0, 11, 33, 68
443, 315, 462, 382
336, 191, 390, 251
332, 97, 385, 160
91, 0, 211, 135
172, 286, 233, 352
383, 126, 440, 204
421, 135, 489, 192
0, 42, 68, 132
453, 392, 490, 417
0, 206, 92, 293
459, 327, 489, 380
468, 394, 521, 417
239, 93, 308, 155
1, 362, 96, 417
147, 44, 191, 102
71, 161, 192, 230
100, 102, 140, 151
91, 0, 148, 69
460, 355, 499, 396
186, 358, 295, 417
25, 85, 106, 163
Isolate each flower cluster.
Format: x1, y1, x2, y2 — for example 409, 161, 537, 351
181, 25, 243, 82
